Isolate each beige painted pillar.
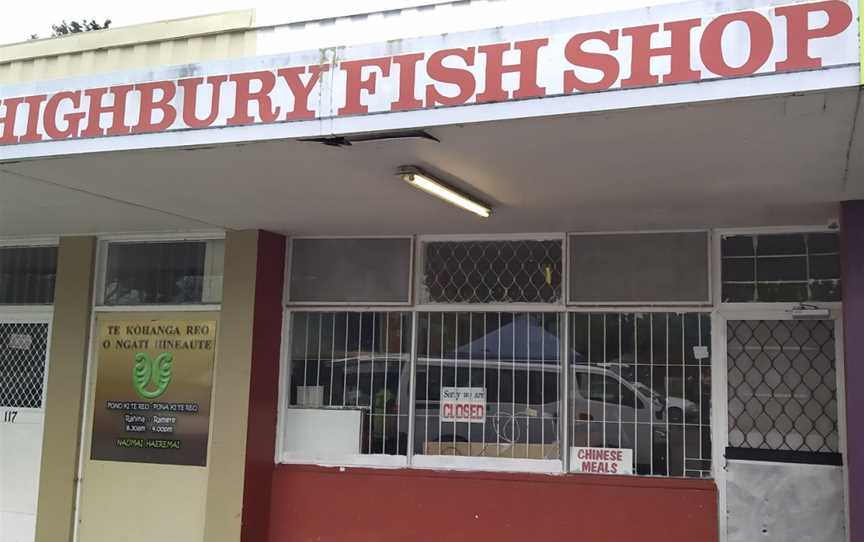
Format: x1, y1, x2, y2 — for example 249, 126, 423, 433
34, 236, 96, 542
202, 229, 286, 542
202, 230, 259, 542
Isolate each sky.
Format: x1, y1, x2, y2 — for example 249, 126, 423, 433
5, 0, 680, 45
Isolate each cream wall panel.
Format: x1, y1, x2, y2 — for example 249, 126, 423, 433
0, 9, 255, 84
77, 462, 207, 542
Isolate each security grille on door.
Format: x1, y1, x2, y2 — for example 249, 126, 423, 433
0, 322, 49, 408
420, 240, 563, 303
727, 320, 839, 457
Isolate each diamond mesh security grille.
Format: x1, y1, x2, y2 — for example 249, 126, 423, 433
421, 240, 563, 304
727, 320, 838, 453
0, 322, 49, 408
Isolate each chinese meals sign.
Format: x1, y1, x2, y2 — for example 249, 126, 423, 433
90, 317, 217, 466
441, 387, 486, 423
570, 446, 634, 475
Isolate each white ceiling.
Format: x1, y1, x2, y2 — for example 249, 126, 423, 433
1, 87, 861, 238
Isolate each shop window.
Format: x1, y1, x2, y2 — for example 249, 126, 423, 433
414, 312, 562, 460
0, 246, 57, 305
101, 240, 223, 305
420, 240, 562, 304
288, 238, 412, 304
284, 311, 412, 458
568, 232, 709, 303
569, 312, 712, 478
721, 233, 840, 302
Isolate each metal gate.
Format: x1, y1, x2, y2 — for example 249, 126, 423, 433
0, 316, 52, 542
716, 312, 847, 542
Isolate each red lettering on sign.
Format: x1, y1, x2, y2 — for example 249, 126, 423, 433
227, 71, 281, 125
339, 57, 392, 115
43, 91, 85, 140
425, 48, 477, 107
0, 1, 855, 149
621, 18, 702, 86
775, 0, 853, 71
0, 97, 24, 144
178, 76, 228, 129
477, 38, 549, 102
391, 53, 425, 110
18, 95, 46, 143
277, 65, 330, 120
133, 81, 177, 134
563, 31, 620, 92
80, 85, 135, 137
701, 11, 773, 76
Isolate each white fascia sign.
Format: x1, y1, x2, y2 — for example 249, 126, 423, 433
0, 0, 858, 161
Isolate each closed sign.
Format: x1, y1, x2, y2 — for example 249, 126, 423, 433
440, 387, 486, 423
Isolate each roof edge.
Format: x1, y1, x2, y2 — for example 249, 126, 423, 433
0, 9, 255, 63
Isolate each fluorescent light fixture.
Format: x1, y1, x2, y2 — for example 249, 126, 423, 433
397, 166, 491, 218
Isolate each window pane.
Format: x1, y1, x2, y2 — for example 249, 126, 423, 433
0, 247, 57, 304
414, 312, 562, 460
103, 241, 223, 305
421, 240, 562, 303
569, 232, 709, 303
722, 233, 841, 302
287, 311, 412, 456
569, 312, 712, 478
289, 238, 412, 303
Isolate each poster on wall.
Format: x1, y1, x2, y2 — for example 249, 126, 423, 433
90, 317, 217, 466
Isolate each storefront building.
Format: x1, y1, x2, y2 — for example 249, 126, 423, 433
0, 1, 861, 541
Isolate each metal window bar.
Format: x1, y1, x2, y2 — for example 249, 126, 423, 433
568, 312, 712, 478
414, 312, 562, 460
288, 311, 412, 456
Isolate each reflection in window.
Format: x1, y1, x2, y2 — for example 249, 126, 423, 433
569, 312, 712, 478
103, 240, 223, 305
721, 233, 840, 302
415, 312, 561, 460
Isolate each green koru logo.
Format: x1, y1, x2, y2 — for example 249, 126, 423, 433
132, 352, 173, 399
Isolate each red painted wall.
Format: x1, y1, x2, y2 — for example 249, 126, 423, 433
269, 465, 717, 542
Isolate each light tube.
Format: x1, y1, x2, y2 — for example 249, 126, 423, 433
398, 167, 491, 218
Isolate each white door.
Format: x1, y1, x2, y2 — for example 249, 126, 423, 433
717, 312, 847, 542
0, 317, 51, 542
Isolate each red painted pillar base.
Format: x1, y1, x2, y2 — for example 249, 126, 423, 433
241, 231, 286, 542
